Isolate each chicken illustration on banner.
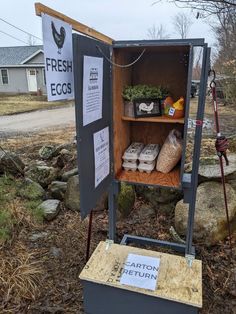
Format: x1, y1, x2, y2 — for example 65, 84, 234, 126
42, 14, 74, 101
51, 21, 66, 54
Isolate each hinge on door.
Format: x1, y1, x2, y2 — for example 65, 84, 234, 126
180, 53, 189, 67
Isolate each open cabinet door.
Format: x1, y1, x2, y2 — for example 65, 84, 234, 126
73, 34, 113, 219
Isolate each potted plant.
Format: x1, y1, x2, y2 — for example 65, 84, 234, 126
122, 85, 168, 118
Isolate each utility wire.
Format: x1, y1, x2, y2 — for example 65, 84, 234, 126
0, 30, 29, 45
0, 17, 42, 41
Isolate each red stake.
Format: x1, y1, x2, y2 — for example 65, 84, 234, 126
86, 211, 93, 262
210, 70, 232, 252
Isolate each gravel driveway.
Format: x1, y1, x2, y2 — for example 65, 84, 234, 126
0, 105, 75, 136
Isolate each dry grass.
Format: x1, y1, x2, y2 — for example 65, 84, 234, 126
0, 244, 42, 309
1, 127, 76, 152
0, 188, 43, 310
0, 199, 42, 247
190, 96, 236, 117
10, 198, 40, 226
0, 94, 74, 116
0, 176, 44, 246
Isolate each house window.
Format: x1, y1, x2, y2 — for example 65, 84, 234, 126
1, 69, 9, 85
42, 68, 46, 85
29, 69, 36, 76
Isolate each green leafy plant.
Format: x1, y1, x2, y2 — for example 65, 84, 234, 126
122, 85, 168, 101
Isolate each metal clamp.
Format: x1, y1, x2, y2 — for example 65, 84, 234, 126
105, 239, 114, 251
185, 254, 195, 268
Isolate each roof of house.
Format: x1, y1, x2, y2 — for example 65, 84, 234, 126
0, 45, 43, 66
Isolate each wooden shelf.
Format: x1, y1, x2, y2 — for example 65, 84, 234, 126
116, 166, 181, 188
122, 116, 185, 124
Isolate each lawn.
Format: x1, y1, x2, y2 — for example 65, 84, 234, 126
0, 94, 74, 116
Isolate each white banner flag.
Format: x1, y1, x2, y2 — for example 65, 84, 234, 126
42, 14, 74, 101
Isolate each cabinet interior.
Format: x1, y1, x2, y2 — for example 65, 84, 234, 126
112, 45, 190, 188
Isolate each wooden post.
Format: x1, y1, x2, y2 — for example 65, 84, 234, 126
35, 2, 114, 45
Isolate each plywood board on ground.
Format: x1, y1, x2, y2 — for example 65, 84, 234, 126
80, 242, 202, 308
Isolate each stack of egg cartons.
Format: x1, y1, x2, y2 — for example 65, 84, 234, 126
122, 142, 144, 171
138, 144, 160, 173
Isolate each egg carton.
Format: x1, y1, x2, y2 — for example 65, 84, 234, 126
138, 161, 155, 174
138, 144, 160, 164
122, 161, 138, 172
122, 142, 144, 162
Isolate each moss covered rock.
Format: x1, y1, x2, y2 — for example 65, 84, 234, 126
0, 151, 25, 176
175, 181, 236, 246
49, 181, 67, 200
39, 145, 56, 160
136, 185, 183, 206
17, 178, 45, 200
186, 154, 236, 182
117, 183, 135, 219
64, 175, 80, 211
61, 168, 78, 182
64, 176, 108, 212
38, 199, 61, 221
25, 165, 58, 188
94, 192, 108, 211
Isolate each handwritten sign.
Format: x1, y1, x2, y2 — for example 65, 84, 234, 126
120, 253, 160, 291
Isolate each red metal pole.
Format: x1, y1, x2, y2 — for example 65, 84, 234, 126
86, 211, 93, 262
219, 157, 232, 250
210, 71, 232, 251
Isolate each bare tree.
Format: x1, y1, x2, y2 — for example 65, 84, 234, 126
147, 24, 170, 39
192, 47, 203, 80
152, 1, 236, 17
210, 6, 236, 72
212, 6, 236, 102
173, 12, 192, 38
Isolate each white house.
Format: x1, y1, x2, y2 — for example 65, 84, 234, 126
0, 45, 47, 94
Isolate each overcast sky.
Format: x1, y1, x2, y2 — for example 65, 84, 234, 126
0, 0, 215, 47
